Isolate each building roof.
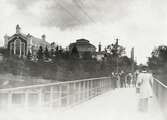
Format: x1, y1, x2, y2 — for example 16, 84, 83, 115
7, 25, 50, 47
69, 39, 96, 52
8, 33, 50, 47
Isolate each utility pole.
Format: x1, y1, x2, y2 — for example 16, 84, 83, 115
131, 47, 135, 80
115, 38, 119, 74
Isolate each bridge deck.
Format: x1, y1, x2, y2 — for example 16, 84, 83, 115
0, 88, 165, 120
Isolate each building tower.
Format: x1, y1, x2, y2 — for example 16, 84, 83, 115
42, 34, 46, 41
16, 24, 21, 34
98, 42, 101, 52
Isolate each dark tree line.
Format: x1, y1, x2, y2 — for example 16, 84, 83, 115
148, 45, 167, 73
34, 45, 80, 62
147, 45, 167, 85
0, 40, 134, 81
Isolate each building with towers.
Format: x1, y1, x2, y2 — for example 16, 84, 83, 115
4, 24, 50, 58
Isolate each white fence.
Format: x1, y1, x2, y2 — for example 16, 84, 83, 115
153, 78, 167, 118
0, 77, 116, 110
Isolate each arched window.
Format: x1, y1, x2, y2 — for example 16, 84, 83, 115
15, 39, 21, 55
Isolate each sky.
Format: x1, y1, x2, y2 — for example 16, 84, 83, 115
0, 0, 167, 64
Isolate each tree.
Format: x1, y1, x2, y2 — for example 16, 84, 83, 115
71, 45, 79, 58
106, 40, 125, 57
82, 51, 92, 60
37, 46, 43, 61
119, 56, 134, 73
55, 45, 59, 55
27, 50, 32, 60
44, 46, 49, 59
106, 39, 126, 72
50, 48, 55, 57
148, 45, 167, 72
0, 48, 10, 58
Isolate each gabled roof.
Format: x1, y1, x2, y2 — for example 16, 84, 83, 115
8, 33, 50, 46
8, 33, 27, 41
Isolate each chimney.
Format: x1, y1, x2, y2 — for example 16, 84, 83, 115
41, 34, 46, 41
98, 42, 101, 52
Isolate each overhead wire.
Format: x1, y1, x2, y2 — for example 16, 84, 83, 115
73, 0, 96, 24
56, 1, 83, 25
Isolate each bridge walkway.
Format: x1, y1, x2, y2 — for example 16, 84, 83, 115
0, 88, 165, 120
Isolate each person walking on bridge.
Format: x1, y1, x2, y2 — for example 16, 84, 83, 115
120, 71, 126, 88
136, 67, 153, 112
126, 73, 132, 88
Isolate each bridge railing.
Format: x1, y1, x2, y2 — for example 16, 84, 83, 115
0, 77, 116, 110
153, 78, 167, 116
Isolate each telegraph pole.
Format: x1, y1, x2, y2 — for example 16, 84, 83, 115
131, 47, 135, 80
115, 38, 119, 74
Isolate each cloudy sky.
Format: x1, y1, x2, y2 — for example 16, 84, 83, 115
0, 0, 167, 64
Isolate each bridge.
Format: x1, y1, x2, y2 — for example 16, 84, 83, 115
0, 76, 166, 120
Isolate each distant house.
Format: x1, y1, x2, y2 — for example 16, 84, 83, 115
4, 24, 50, 58
69, 39, 96, 58
92, 43, 107, 61
92, 52, 106, 61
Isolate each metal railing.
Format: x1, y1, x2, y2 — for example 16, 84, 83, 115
0, 77, 116, 110
153, 78, 167, 117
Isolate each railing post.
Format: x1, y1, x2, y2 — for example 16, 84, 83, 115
95, 80, 98, 95
87, 81, 89, 99
107, 78, 109, 90
8, 91, 12, 109
102, 79, 104, 93
105, 79, 107, 91
84, 81, 87, 100
78, 82, 81, 103
24, 89, 29, 109
58, 85, 62, 107
80, 82, 83, 101
66, 84, 70, 106
95, 80, 97, 96
90, 80, 93, 97
100, 79, 102, 92
86, 81, 89, 100
70, 83, 74, 105
99, 79, 101, 94
107, 78, 110, 90
102, 79, 104, 92
163, 88, 167, 118
73, 82, 77, 105
105, 78, 107, 91
92, 80, 95, 97
38, 88, 43, 107
74, 83, 78, 103
100, 79, 103, 94
82, 81, 85, 101
49, 86, 54, 109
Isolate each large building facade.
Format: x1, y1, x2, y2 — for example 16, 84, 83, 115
4, 25, 50, 57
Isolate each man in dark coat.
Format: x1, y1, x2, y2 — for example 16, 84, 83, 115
120, 71, 126, 88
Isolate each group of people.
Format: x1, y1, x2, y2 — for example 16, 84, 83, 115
112, 71, 138, 88
112, 68, 154, 112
